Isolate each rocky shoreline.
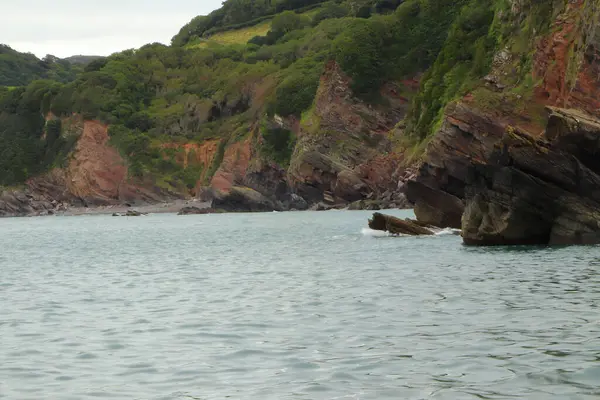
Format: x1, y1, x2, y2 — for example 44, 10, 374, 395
404, 105, 600, 246
0, 190, 412, 218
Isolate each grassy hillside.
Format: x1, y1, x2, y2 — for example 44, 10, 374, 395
188, 21, 273, 48
0, 0, 566, 189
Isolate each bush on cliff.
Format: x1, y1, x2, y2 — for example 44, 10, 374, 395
407, 0, 496, 139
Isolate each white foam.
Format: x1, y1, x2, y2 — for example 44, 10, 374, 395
434, 228, 462, 236
361, 228, 392, 237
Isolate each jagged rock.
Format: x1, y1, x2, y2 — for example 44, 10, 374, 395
408, 102, 600, 245
126, 210, 145, 216
406, 182, 464, 229
112, 210, 147, 217
348, 200, 382, 211
212, 186, 280, 212
288, 61, 413, 204
463, 108, 600, 245
333, 170, 368, 202
404, 102, 506, 228
368, 213, 435, 236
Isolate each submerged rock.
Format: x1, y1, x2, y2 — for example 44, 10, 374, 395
368, 212, 435, 236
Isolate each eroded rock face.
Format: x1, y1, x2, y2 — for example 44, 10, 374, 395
211, 138, 252, 193
288, 61, 414, 206
534, 1, 600, 117
405, 102, 507, 228
0, 119, 181, 217
463, 108, 600, 246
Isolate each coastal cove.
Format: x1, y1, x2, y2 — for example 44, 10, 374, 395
1, 210, 600, 399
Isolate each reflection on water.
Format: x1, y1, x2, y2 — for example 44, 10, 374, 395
1, 210, 599, 399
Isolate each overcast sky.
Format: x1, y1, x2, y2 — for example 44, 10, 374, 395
1, 0, 223, 58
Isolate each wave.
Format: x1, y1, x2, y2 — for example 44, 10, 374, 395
360, 228, 393, 237
434, 228, 462, 236
361, 227, 461, 238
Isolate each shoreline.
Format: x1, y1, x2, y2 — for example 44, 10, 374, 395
3, 198, 413, 218
62, 199, 212, 217
4, 199, 211, 218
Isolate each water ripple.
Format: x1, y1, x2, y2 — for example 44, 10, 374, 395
1, 210, 600, 399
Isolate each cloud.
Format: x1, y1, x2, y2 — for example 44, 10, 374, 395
0, 0, 223, 57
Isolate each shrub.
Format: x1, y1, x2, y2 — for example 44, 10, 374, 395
272, 68, 320, 116
260, 126, 296, 166
333, 19, 385, 95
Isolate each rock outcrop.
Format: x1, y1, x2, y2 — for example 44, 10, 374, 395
406, 102, 600, 245
177, 206, 219, 215
368, 212, 435, 236
463, 108, 600, 245
211, 186, 280, 212
288, 61, 416, 206
0, 118, 183, 217
405, 102, 507, 228
406, 1, 600, 239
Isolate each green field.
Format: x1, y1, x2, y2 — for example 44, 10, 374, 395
187, 7, 322, 49
189, 21, 272, 48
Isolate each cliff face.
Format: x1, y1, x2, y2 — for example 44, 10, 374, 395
0, 118, 180, 217
533, 0, 600, 115
1, 60, 413, 215
289, 61, 412, 205
406, 0, 600, 244
201, 61, 414, 210
464, 108, 600, 245
5, 1, 599, 221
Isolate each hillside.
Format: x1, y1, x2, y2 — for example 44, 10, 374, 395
1, 0, 599, 218
0, 45, 89, 87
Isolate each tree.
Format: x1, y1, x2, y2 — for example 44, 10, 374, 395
271, 11, 311, 35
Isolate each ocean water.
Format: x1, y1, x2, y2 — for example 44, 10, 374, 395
1, 210, 599, 400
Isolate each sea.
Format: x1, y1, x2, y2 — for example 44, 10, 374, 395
1, 209, 599, 399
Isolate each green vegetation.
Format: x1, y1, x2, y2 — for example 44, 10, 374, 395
0, 45, 89, 87
188, 21, 272, 48
259, 125, 297, 167
0, 0, 573, 188
0, 87, 78, 186
403, 0, 565, 141
406, 0, 496, 138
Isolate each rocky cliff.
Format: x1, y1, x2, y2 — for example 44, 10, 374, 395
4, 0, 599, 226
1, 60, 414, 216
406, 0, 600, 245
203, 61, 415, 211
289, 61, 413, 206
463, 108, 600, 245
0, 118, 180, 217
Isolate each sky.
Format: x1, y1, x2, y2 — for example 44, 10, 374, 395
1, 0, 223, 58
